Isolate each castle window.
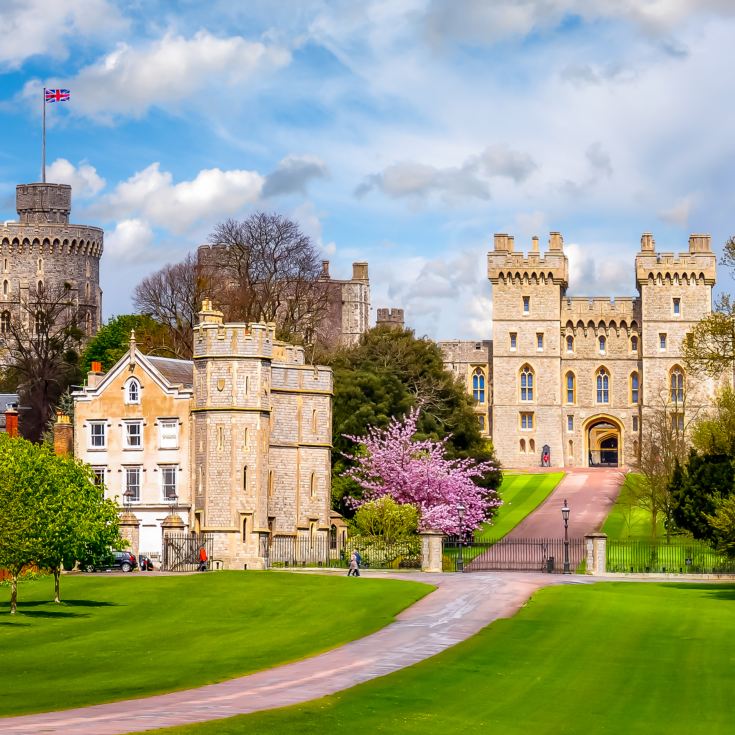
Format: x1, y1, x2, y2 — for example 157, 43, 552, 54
126, 378, 140, 405
596, 368, 610, 404
310, 472, 317, 498
565, 372, 576, 404
522, 295, 530, 314
37, 258, 43, 272
567, 415, 574, 432
472, 368, 485, 403
632, 415, 639, 432
242, 517, 248, 542
520, 438, 526, 453
3, 258, 7, 272
671, 413, 684, 432
520, 412, 534, 430
630, 335, 638, 352
34, 310, 48, 334
85, 311, 92, 335
478, 414, 485, 431
673, 298, 681, 315
217, 426, 224, 451
520, 365, 534, 402
536, 333, 544, 351
243, 466, 248, 491
37, 280, 43, 293
568, 439, 574, 458
670, 367, 685, 403
510, 332, 517, 350
598, 335, 606, 354
630, 372, 639, 404
268, 470, 274, 497
659, 333, 667, 351
529, 438, 535, 453
566, 335, 574, 353
0, 310, 9, 333
2, 280, 7, 297
311, 409, 318, 433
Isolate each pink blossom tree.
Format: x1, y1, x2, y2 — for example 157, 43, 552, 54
343, 407, 501, 535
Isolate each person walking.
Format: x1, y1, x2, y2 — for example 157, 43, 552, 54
197, 545, 208, 572
348, 551, 359, 577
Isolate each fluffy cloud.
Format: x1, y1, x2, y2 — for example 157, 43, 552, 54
565, 241, 635, 297
0, 0, 127, 69
104, 219, 154, 262
31, 31, 290, 120
263, 155, 328, 198
94, 163, 264, 233
658, 195, 696, 227
46, 158, 106, 198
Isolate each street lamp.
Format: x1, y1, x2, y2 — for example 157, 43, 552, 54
561, 498, 571, 574
456, 503, 466, 573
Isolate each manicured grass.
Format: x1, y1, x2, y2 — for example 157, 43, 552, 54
477, 471, 564, 539
602, 472, 666, 539
154, 582, 735, 735
0, 571, 430, 717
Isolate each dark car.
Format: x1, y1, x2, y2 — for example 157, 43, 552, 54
139, 555, 155, 571
83, 550, 138, 573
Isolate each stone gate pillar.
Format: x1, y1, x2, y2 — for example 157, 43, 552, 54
119, 511, 140, 558
421, 529, 444, 573
584, 532, 607, 575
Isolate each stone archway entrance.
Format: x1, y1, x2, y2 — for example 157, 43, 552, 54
585, 415, 622, 467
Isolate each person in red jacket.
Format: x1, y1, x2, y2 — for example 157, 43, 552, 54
197, 546, 208, 572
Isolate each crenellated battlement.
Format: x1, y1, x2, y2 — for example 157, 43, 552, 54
561, 296, 640, 320
488, 232, 569, 286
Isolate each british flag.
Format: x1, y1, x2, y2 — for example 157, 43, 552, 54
45, 89, 70, 103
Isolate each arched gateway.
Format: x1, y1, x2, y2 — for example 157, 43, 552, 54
584, 415, 623, 468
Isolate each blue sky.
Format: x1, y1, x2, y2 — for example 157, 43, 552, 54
1, 0, 734, 339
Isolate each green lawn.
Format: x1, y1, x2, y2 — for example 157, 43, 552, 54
0, 571, 430, 717
477, 471, 564, 539
153, 582, 735, 735
602, 472, 666, 539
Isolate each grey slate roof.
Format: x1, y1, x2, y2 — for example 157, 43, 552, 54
147, 357, 193, 388
0, 393, 19, 430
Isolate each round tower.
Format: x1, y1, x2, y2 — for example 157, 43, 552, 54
0, 182, 104, 339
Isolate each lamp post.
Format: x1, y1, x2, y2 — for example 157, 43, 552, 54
561, 498, 571, 574
456, 503, 466, 573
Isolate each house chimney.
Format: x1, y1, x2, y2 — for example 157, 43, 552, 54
53, 413, 74, 456
320, 260, 331, 279
87, 360, 105, 389
4, 406, 18, 438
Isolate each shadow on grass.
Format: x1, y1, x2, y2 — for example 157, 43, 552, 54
659, 582, 735, 600
17, 609, 91, 619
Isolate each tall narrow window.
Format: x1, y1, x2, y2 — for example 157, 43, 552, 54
659, 333, 667, 350
567, 415, 574, 432
124, 420, 142, 448
124, 467, 141, 502
630, 335, 638, 352
596, 368, 610, 404
2, 280, 7, 297
510, 332, 517, 350
536, 333, 544, 351
472, 368, 485, 402
599, 335, 606, 354
161, 466, 177, 501
522, 296, 530, 314
268, 470, 275, 497
310, 472, 317, 498
0, 310, 10, 333
520, 438, 526, 453
565, 372, 575, 404
632, 415, 639, 432
520, 365, 534, 401
311, 409, 318, 433
243, 466, 248, 491
673, 298, 681, 315
566, 335, 574, 353
670, 367, 684, 403
630, 372, 639, 404
126, 378, 140, 404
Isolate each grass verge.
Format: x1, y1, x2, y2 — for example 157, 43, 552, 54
0, 571, 430, 717
152, 582, 735, 735
601, 472, 666, 539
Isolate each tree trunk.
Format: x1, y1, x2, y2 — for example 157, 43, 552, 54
10, 574, 17, 614
54, 568, 61, 604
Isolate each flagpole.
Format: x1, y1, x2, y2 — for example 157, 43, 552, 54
42, 87, 46, 183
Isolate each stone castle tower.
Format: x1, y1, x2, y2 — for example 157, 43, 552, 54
192, 301, 332, 568
487, 231, 718, 469
0, 183, 103, 340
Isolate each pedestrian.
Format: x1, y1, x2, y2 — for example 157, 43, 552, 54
197, 545, 208, 572
348, 551, 358, 577
354, 549, 362, 573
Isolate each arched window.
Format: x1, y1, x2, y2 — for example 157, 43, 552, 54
670, 367, 685, 403
85, 311, 92, 335
565, 372, 576, 404
2, 280, 7, 297
599, 335, 606, 354
330, 524, 338, 550
126, 378, 140, 404
311, 409, 318, 433
37, 280, 43, 293
630, 372, 639, 404
34, 310, 47, 334
596, 368, 610, 404
243, 465, 248, 491
242, 517, 248, 542
310, 472, 317, 497
472, 368, 485, 403
520, 438, 526, 453
520, 365, 534, 401
566, 335, 574, 353
568, 439, 574, 458
529, 438, 535, 453
630, 335, 638, 352
268, 470, 274, 497
37, 258, 43, 272
0, 310, 9, 333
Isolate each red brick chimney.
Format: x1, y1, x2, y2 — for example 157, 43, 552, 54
53, 413, 74, 456
4, 406, 18, 438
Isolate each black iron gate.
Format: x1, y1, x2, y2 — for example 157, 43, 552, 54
162, 533, 214, 572
444, 536, 585, 573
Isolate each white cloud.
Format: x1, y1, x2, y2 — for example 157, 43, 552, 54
95, 163, 264, 233
658, 195, 696, 227
105, 219, 154, 262
0, 0, 127, 69
46, 158, 106, 198
566, 241, 635, 297
30, 31, 290, 120
263, 155, 328, 197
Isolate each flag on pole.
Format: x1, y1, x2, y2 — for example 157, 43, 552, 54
45, 89, 70, 103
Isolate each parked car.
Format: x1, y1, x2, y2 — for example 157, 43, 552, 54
82, 550, 138, 573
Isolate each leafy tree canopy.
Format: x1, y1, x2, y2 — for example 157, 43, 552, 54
351, 496, 419, 544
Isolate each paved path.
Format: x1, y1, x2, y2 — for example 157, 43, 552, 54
508, 468, 624, 539
1, 571, 590, 735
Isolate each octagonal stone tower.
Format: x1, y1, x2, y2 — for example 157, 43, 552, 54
0, 182, 104, 340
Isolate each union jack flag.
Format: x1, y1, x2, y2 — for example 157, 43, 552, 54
45, 89, 70, 103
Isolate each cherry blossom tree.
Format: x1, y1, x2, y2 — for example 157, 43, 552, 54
343, 408, 501, 534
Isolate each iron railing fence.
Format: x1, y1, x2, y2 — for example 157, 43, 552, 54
607, 539, 735, 574
162, 533, 214, 572
444, 536, 585, 573
266, 536, 421, 570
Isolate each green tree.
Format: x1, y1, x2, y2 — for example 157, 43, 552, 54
707, 494, 735, 558
80, 314, 174, 373
323, 326, 501, 513
35, 453, 122, 604
351, 496, 419, 544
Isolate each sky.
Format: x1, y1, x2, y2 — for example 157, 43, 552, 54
1, 0, 734, 340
